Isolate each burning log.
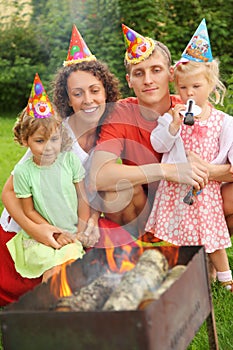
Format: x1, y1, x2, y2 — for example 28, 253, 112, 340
138, 265, 187, 310
103, 249, 169, 311
55, 273, 122, 311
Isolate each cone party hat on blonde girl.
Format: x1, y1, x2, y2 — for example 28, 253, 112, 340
181, 18, 213, 63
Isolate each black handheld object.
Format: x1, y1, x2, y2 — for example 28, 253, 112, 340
183, 99, 195, 126
183, 187, 202, 206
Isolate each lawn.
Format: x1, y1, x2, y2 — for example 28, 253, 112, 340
0, 115, 232, 350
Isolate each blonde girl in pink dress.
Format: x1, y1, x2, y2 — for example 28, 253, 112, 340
145, 59, 233, 292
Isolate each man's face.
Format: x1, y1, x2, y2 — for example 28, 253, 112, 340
126, 51, 173, 111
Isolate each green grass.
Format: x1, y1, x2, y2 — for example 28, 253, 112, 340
0, 116, 233, 350
0, 115, 25, 206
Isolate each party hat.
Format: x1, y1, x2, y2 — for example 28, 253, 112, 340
63, 25, 96, 66
26, 73, 54, 119
122, 24, 155, 64
181, 18, 213, 63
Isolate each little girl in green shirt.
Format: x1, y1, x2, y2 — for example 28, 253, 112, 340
7, 73, 93, 282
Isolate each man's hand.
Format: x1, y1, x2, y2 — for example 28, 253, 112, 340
163, 161, 209, 190
187, 150, 233, 182
76, 218, 100, 247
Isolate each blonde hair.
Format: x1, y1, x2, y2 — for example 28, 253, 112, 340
174, 60, 226, 105
13, 107, 73, 151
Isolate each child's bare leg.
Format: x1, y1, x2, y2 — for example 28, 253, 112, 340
208, 249, 232, 291
207, 255, 217, 282
221, 182, 233, 236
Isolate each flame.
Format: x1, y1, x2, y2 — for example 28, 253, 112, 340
104, 233, 142, 273
50, 261, 73, 299
60, 264, 72, 297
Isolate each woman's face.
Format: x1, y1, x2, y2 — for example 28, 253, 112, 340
67, 70, 106, 126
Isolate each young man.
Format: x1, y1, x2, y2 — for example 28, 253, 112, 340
90, 24, 232, 235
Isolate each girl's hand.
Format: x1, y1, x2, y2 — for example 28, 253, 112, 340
169, 104, 185, 135
54, 231, 76, 247
76, 218, 100, 247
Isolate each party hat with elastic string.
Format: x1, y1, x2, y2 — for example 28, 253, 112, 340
181, 18, 213, 63
26, 73, 54, 119
122, 24, 155, 64
63, 24, 96, 66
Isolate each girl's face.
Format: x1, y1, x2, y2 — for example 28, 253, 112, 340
176, 71, 211, 108
67, 70, 106, 126
24, 126, 62, 166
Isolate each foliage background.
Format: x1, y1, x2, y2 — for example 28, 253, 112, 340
0, 0, 233, 115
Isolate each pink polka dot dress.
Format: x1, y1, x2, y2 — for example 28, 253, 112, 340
145, 108, 232, 253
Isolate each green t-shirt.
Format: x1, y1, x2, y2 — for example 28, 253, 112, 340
13, 151, 85, 234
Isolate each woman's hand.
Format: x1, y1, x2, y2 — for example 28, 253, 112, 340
34, 223, 65, 249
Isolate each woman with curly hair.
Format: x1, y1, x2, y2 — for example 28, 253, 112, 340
0, 27, 122, 305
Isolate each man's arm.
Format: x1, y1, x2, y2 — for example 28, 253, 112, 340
90, 150, 208, 193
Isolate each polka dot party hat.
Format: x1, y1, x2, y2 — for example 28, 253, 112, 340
181, 18, 213, 63
63, 24, 96, 66
26, 73, 54, 119
122, 23, 155, 64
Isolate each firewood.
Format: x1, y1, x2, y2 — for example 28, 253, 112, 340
138, 265, 187, 310
55, 273, 122, 311
102, 249, 169, 311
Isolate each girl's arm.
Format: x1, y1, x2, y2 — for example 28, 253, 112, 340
1, 175, 62, 248
21, 196, 48, 224
151, 107, 184, 153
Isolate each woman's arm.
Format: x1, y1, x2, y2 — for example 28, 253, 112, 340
1, 175, 62, 248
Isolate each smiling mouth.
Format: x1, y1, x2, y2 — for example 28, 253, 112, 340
82, 107, 99, 113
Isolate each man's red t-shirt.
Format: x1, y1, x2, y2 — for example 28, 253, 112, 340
96, 95, 182, 166
95, 95, 182, 199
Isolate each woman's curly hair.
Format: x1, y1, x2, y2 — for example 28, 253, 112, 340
51, 60, 121, 137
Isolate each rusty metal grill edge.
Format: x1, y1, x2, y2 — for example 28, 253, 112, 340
0, 246, 218, 350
